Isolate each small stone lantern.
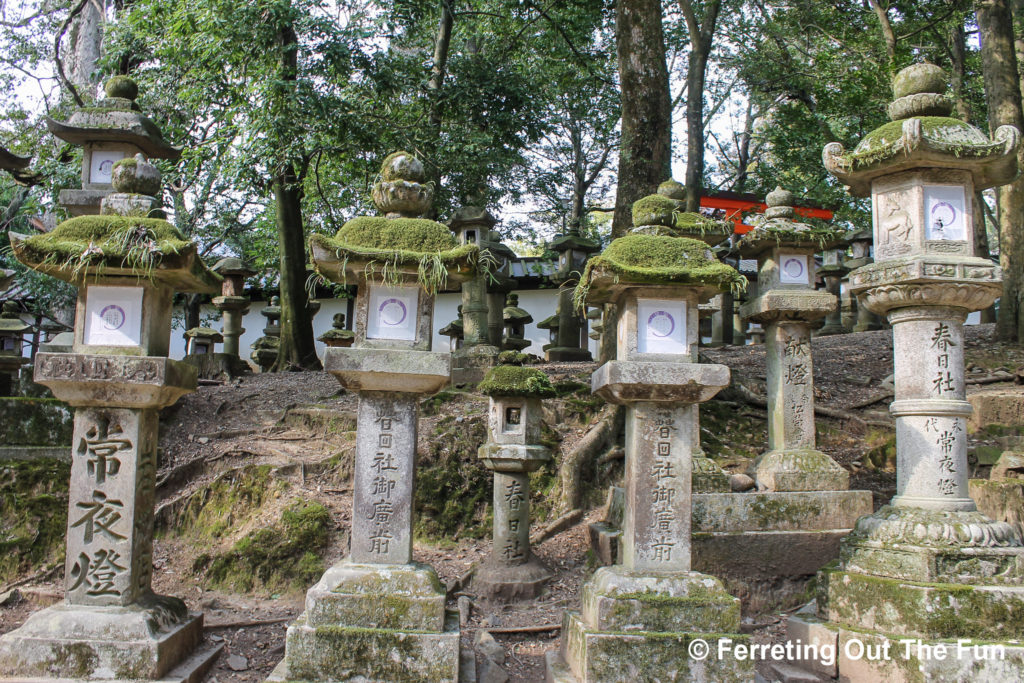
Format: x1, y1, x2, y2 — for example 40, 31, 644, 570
546, 205, 752, 682
211, 257, 256, 358
47, 76, 180, 216
0, 302, 30, 396
738, 187, 848, 492
784, 63, 1024, 680
439, 306, 465, 352
184, 326, 223, 355
270, 151, 477, 682
502, 293, 533, 352
816, 240, 850, 336
317, 312, 355, 349
843, 227, 884, 332
473, 365, 555, 600
547, 220, 601, 362
1, 162, 221, 678
251, 296, 281, 372
536, 313, 559, 352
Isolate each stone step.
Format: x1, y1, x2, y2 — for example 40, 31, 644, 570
764, 660, 830, 683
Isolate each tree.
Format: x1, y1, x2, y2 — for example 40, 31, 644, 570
677, 0, 722, 212
978, 0, 1024, 342
610, 0, 671, 239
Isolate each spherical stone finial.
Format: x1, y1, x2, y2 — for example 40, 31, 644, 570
332, 312, 346, 328
764, 186, 796, 219
111, 153, 161, 196
372, 151, 433, 218
506, 293, 519, 306
892, 63, 947, 99
888, 63, 953, 120
270, 295, 280, 306
380, 151, 426, 182
104, 75, 139, 101
657, 179, 687, 201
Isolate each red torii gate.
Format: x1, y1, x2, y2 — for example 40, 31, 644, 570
699, 189, 834, 235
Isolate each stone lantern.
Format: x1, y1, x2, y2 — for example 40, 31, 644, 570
47, 76, 180, 216
184, 326, 223, 355
317, 312, 355, 349
269, 151, 476, 682
547, 217, 601, 362
843, 227, 884, 332
1, 164, 221, 678
439, 306, 465, 352
816, 238, 850, 336
738, 187, 848, 492
783, 63, 1024, 680
0, 302, 29, 396
211, 256, 256, 358
546, 205, 752, 681
502, 293, 533, 352
251, 296, 281, 372
536, 313, 558, 352
473, 365, 555, 600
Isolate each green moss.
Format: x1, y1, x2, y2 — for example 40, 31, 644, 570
575, 234, 747, 308
850, 116, 998, 169
112, 157, 138, 170
160, 464, 288, 540
632, 194, 678, 227
193, 500, 331, 594
478, 365, 556, 398
334, 216, 457, 252
104, 75, 138, 99
0, 458, 70, 584
496, 350, 531, 366
0, 397, 72, 445
415, 414, 490, 540
15, 215, 190, 279
379, 151, 425, 182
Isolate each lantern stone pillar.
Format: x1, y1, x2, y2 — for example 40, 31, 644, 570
472, 366, 555, 600
270, 152, 474, 683
783, 63, 1024, 681
546, 225, 600, 361
0, 157, 222, 680
546, 205, 752, 682
816, 244, 849, 336
738, 187, 848, 492
844, 229, 884, 332
210, 256, 256, 358
251, 297, 281, 372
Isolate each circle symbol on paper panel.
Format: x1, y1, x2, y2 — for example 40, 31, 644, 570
100, 305, 127, 331
931, 201, 957, 236
647, 310, 676, 338
379, 298, 408, 327
99, 159, 114, 176
783, 258, 805, 280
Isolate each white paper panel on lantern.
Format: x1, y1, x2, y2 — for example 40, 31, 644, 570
779, 253, 810, 285
637, 298, 687, 354
89, 150, 126, 184
84, 286, 144, 346
367, 285, 418, 341
924, 185, 967, 241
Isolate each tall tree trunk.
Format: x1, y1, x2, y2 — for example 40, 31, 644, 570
270, 23, 320, 371
678, 0, 722, 213
69, 0, 106, 94
978, 0, 1024, 342
423, 4, 454, 211
610, 0, 671, 238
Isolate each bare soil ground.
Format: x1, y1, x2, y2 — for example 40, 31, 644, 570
2, 324, 1021, 682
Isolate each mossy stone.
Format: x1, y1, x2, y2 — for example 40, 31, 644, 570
892, 63, 947, 99
632, 194, 678, 227
657, 179, 686, 201
478, 365, 556, 398
379, 151, 426, 182
111, 155, 161, 196
104, 75, 139, 100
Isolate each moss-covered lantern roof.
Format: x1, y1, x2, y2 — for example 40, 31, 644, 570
185, 326, 223, 342
536, 314, 559, 330
574, 227, 747, 308
9, 215, 221, 293
503, 294, 533, 325
737, 187, 844, 257
212, 256, 257, 277
45, 77, 181, 160
478, 365, 556, 398
823, 63, 1020, 196
310, 152, 477, 293
628, 183, 732, 246
0, 302, 30, 334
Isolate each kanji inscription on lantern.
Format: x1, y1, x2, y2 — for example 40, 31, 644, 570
644, 411, 681, 566
925, 416, 964, 497
83, 285, 143, 347
778, 253, 810, 285
367, 403, 397, 556
924, 185, 967, 241
366, 285, 418, 341
72, 491, 126, 543
637, 298, 687, 355
76, 414, 129, 484
931, 322, 959, 396
69, 550, 127, 597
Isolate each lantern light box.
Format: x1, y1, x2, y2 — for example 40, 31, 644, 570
83, 285, 143, 347
366, 284, 418, 341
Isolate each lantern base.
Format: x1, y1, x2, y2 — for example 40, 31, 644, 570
545, 346, 592, 362
0, 600, 207, 680
692, 454, 730, 492
472, 555, 552, 601
748, 447, 849, 492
